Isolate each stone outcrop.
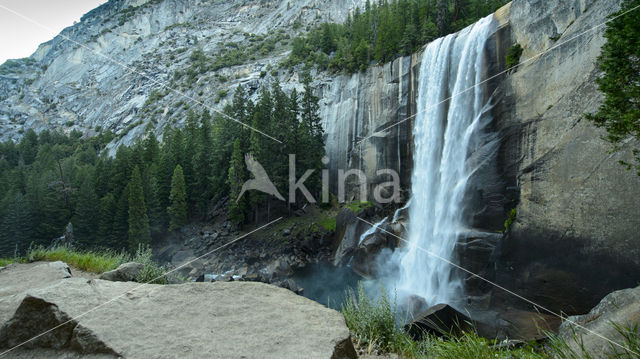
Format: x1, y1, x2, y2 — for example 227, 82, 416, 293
98, 262, 143, 282
558, 285, 640, 358
0, 263, 357, 359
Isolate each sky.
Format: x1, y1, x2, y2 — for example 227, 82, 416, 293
0, 0, 108, 65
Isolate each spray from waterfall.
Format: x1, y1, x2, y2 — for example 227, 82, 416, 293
392, 15, 496, 307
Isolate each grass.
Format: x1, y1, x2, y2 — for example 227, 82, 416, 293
25, 246, 127, 273
340, 281, 640, 358
319, 216, 337, 231
0, 258, 21, 267
2, 245, 169, 284
344, 201, 373, 213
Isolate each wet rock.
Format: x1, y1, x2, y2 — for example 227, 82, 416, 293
351, 232, 391, 278
404, 304, 474, 339
332, 209, 368, 266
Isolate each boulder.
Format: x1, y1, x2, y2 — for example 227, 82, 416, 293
558, 285, 640, 358
0, 277, 357, 359
332, 209, 368, 266
351, 232, 391, 278
0, 261, 71, 325
98, 262, 144, 282
404, 304, 473, 339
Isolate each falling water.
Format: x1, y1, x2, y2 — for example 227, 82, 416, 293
395, 15, 496, 306
358, 217, 388, 245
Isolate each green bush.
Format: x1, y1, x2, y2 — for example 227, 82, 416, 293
132, 244, 167, 284
504, 208, 517, 232
506, 43, 524, 70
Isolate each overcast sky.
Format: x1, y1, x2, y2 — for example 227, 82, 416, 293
0, 0, 108, 65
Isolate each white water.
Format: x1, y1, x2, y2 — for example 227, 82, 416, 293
358, 217, 388, 245
395, 16, 496, 306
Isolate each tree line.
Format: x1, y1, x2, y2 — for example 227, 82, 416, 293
0, 75, 324, 257
285, 0, 508, 72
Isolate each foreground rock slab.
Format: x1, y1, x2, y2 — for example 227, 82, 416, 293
0, 268, 356, 359
0, 262, 71, 326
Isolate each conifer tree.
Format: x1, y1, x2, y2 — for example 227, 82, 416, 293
73, 177, 99, 249
168, 164, 187, 231
98, 193, 118, 249
128, 166, 151, 251
228, 139, 247, 226
0, 191, 32, 257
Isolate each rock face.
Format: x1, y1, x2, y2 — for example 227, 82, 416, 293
490, 0, 640, 315
558, 285, 640, 358
0, 263, 357, 359
0, 0, 367, 148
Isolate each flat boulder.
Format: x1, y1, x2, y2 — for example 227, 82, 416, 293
558, 285, 640, 358
0, 261, 71, 326
0, 274, 356, 359
98, 262, 144, 282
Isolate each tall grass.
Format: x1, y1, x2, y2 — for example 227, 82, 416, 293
1, 245, 170, 284
26, 245, 128, 273
340, 282, 640, 359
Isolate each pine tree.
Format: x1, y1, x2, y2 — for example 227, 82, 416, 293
228, 139, 247, 226
144, 164, 165, 237
73, 177, 99, 249
0, 191, 32, 257
128, 166, 151, 251
98, 193, 118, 249
193, 110, 214, 218
168, 164, 187, 231
586, 0, 640, 175
113, 186, 130, 250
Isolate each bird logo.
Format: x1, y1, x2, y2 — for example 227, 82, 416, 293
237, 153, 285, 202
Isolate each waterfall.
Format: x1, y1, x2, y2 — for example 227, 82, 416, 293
358, 217, 388, 245
395, 15, 496, 306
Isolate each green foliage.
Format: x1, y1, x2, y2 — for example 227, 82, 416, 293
286, 0, 508, 73
168, 164, 188, 231
25, 245, 128, 274
128, 166, 151, 251
319, 216, 337, 231
132, 244, 167, 284
506, 43, 523, 70
586, 0, 640, 175
345, 201, 373, 213
340, 282, 632, 359
504, 208, 517, 232
341, 282, 403, 352
228, 139, 247, 226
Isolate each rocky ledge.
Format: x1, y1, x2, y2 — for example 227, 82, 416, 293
0, 262, 357, 359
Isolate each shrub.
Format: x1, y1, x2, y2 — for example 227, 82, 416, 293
506, 43, 524, 70
341, 282, 404, 352
504, 208, 517, 232
132, 244, 167, 284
